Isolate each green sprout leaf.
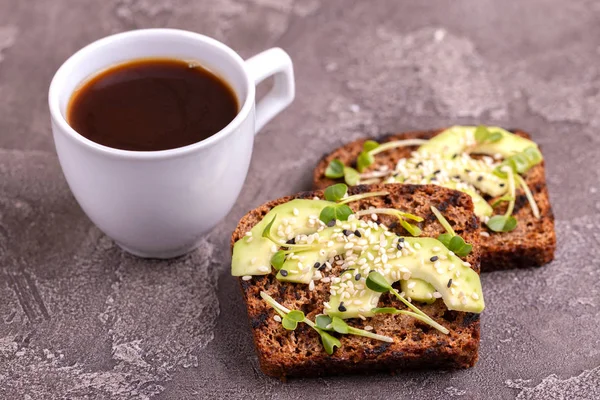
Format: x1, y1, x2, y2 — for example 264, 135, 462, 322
486, 215, 517, 232
437, 233, 453, 248
365, 271, 392, 293
262, 215, 277, 239
363, 140, 380, 152
270, 251, 286, 270
318, 329, 341, 355
344, 166, 360, 186
286, 310, 305, 322
475, 125, 503, 145
399, 219, 422, 237
281, 316, 298, 330
448, 235, 473, 257
331, 317, 350, 334
319, 204, 353, 224
315, 314, 333, 330
325, 159, 345, 179
324, 183, 348, 202
357, 151, 375, 172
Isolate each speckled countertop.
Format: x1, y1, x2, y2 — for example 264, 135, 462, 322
1, 0, 599, 399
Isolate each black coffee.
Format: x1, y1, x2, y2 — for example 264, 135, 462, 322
67, 58, 238, 151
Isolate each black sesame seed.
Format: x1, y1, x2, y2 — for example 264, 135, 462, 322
280, 270, 288, 277
416, 162, 423, 168
430, 256, 439, 262
453, 175, 460, 179
313, 262, 321, 269
338, 303, 347, 312
433, 169, 441, 175
430, 178, 437, 183
327, 220, 336, 227
354, 230, 361, 237
447, 279, 453, 288
369, 269, 375, 274
452, 154, 458, 159
477, 176, 483, 182
465, 169, 472, 173
397, 243, 404, 250
318, 264, 326, 271
286, 238, 296, 245
343, 229, 352, 236
355, 273, 361, 281
499, 183, 505, 187
399, 237, 405, 242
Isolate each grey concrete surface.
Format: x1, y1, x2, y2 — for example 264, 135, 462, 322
1, 0, 599, 398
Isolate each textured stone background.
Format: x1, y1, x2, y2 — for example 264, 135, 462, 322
1, 0, 599, 399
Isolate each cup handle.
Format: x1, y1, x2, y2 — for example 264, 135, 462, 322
244, 48, 295, 134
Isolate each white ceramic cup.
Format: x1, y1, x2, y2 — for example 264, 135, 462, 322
49, 29, 295, 258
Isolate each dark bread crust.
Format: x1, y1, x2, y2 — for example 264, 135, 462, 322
231, 184, 482, 379
312, 129, 556, 272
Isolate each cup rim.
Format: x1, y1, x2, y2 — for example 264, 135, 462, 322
48, 28, 255, 160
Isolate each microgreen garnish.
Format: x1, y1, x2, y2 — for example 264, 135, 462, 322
356, 139, 429, 172
315, 314, 393, 342
261, 292, 391, 355
486, 167, 518, 232
486, 215, 517, 232
354, 208, 423, 236
324, 183, 348, 202
494, 146, 543, 177
325, 159, 362, 186
260, 292, 341, 355
319, 184, 389, 224
430, 206, 472, 257
474, 125, 503, 145
516, 175, 540, 219
366, 271, 449, 334
324, 159, 345, 179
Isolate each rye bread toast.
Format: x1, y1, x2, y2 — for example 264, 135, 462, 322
312, 129, 556, 272
231, 184, 482, 379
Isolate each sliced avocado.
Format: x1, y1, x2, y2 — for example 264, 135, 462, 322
401, 279, 436, 304
326, 235, 484, 318
276, 229, 345, 284
440, 180, 493, 218
232, 199, 332, 276
418, 126, 541, 160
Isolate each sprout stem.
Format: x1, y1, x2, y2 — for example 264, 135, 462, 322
516, 175, 540, 219
339, 191, 389, 205
504, 167, 516, 217
355, 208, 423, 222
369, 139, 429, 156
430, 206, 456, 236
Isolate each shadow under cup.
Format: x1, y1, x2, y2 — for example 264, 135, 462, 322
49, 29, 257, 258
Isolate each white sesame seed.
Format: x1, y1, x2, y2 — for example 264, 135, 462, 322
250, 257, 257, 265
432, 246, 440, 252
364, 325, 373, 331
433, 292, 442, 298
462, 261, 471, 267
358, 314, 366, 320
371, 213, 378, 221
414, 243, 421, 249
323, 302, 331, 309
245, 231, 253, 237
344, 242, 354, 250
407, 281, 416, 289
242, 275, 252, 281
321, 277, 331, 283
480, 231, 490, 237
246, 236, 254, 243
293, 207, 299, 216
258, 265, 269, 273
274, 315, 282, 322
327, 241, 334, 248
309, 280, 315, 291
471, 292, 479, 300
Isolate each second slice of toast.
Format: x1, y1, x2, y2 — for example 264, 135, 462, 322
313, 129, 556, 272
